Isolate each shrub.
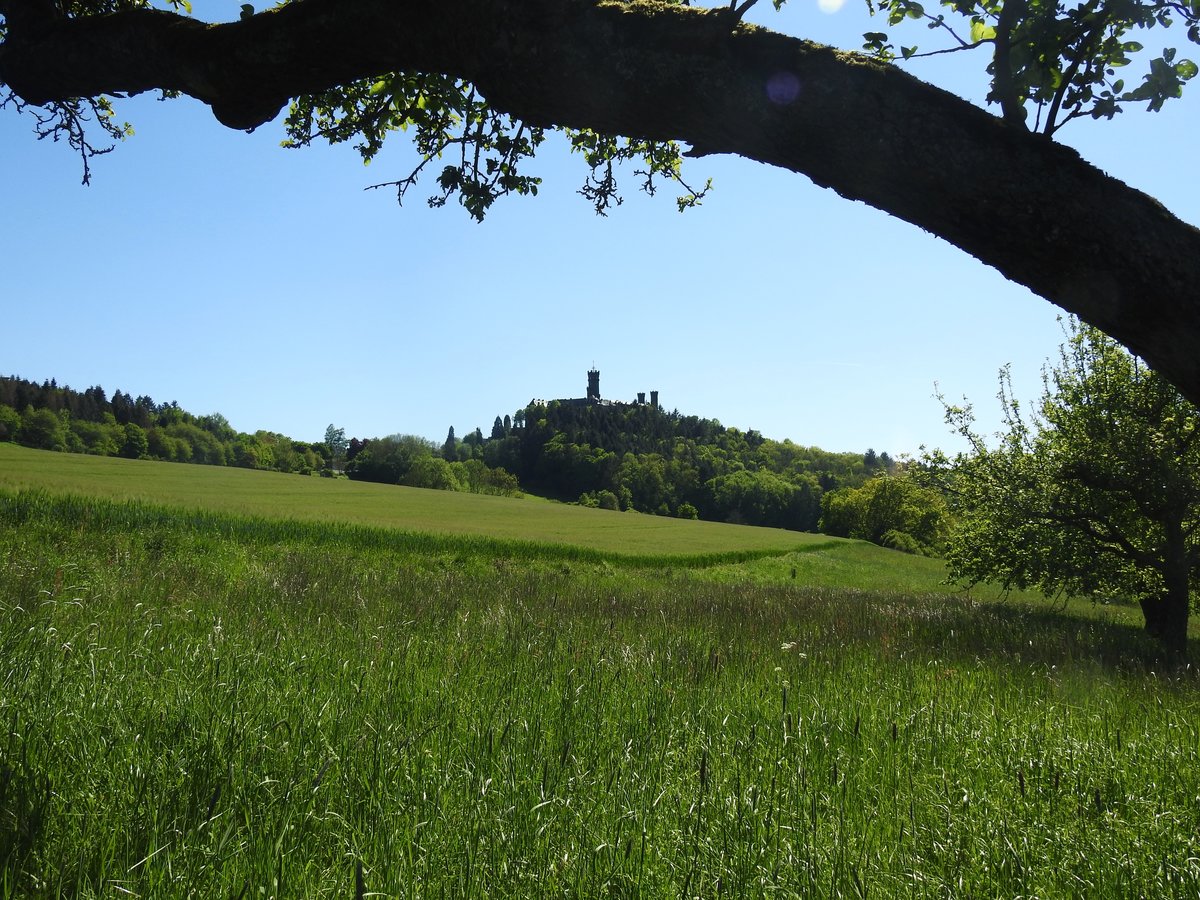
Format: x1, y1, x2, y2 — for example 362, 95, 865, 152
881, 529, 925, 555
596, 490, 620, 511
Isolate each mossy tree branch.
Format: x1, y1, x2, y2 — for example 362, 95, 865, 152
1, 0, 1199, 407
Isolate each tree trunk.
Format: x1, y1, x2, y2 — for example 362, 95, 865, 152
1139, 591, 1190, 658
1142, 537, 1192, 659
3, 0, 1200, 405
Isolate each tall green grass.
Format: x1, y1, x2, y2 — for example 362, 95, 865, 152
2, 490, 1197, 896
0, 443, 826, 556
0, 488, 814, 570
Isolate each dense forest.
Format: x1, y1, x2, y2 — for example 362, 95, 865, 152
2, 375, 945, 543
0, 376, 326, 473
0, 375, 522, 500
360, 400, 899, 533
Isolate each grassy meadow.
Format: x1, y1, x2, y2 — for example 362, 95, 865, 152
0, 443, 828, 558
1, 447, 1198, 897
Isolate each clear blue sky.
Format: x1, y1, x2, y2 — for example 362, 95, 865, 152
3, 1, 1197, 456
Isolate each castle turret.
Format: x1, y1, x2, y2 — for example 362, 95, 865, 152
587, 368, 601, 403
650, 390, 659, 409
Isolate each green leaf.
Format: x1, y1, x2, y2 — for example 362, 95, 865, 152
1176, 59, 1199, 79
970, 20, 997, 42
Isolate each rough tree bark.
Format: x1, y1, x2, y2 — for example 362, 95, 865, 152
3, 0, 1200, 403
1140, 526, 1194, 657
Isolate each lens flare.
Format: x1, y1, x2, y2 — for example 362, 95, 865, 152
766, 72, 802, 105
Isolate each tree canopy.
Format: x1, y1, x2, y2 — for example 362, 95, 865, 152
2, 0, 1200, 402
460, 399, 871, 529
820, 471, 949, 555
0, 374, 329, 472
928, 319, 1200, 654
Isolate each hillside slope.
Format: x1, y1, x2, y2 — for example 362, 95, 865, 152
0, 443, 831, 557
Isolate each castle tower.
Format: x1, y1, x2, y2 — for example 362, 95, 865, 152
650, 390, 659, 409
587, 368, 601, 403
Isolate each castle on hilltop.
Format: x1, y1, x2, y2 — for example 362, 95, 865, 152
530, 368, 658, 409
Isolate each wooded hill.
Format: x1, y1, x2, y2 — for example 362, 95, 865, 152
1, 375, 894, 532
400, 401, 895, 531
0, 376, 326, 474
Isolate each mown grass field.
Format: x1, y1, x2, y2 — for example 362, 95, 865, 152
0, 443, 831, 558
1, 447, 1198, 897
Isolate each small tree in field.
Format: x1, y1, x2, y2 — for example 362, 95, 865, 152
324, 424, 348, 471
929, 320, 1200, 655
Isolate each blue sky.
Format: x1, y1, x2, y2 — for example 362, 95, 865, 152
3, 1, 1197, 456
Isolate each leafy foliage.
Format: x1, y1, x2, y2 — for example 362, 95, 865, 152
565, 129, 712, 214
345, 433, 522, 497
820, 472, 949, 554
4, 0, 1196, 211
0, 376, 327, 474
281, 74, 710, 220
494, 399, 886, 530
284, 75, 546, 222
0, 372, 892, 518
0, 89, 133, 184
323, 424, 347, 469
863, 0, 1200, 133
0, 0, 701, 211
0, 0, 194, 181
925, 319, 1200, 648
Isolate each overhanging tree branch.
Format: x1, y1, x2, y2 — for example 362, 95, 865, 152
2, 0, 1200, 408
0, 0, 61, 34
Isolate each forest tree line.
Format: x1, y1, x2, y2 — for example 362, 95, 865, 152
2, 374, 946, 549
0, 376, 522, 500
0, 377, 326, 473
412, 401, 933, 540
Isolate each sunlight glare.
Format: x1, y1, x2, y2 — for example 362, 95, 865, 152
817, 0, 846, 12
766, 72, 802, 105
